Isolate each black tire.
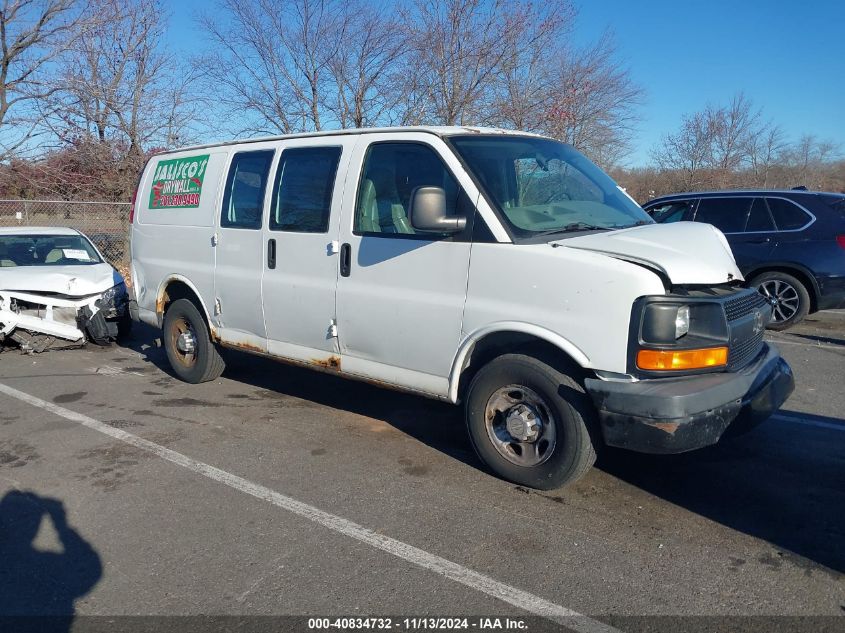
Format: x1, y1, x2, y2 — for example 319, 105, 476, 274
162, 298, 225, 383
750, 271, 810, 331
465, 354, 598, 490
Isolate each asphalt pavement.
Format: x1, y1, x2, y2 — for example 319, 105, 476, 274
0, 311, 843, 633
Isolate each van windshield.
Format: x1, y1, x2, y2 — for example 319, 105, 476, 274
0, 234, 102, 267
450, 136, 652, 239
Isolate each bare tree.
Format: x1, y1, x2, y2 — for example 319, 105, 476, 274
200, 0, 348, 134
51, 0, 199, 155
705, 93, 762, 187
651, 110, 718, 190
485, 1, 576, 132
745, 123, 787, 187
542, 33, 642, 167
399, 0, 568, 126
326, 1, 407, 128
0, 0, 84, 159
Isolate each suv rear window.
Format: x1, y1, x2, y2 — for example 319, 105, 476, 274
694, 198, 751, 233
766, 198, 811, 231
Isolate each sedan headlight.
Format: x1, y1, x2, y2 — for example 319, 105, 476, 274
100, 282, 127, 305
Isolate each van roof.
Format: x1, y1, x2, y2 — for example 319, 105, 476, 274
166, 126, 542, 154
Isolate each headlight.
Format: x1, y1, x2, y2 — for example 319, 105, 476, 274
100, 282, 127, 305
634, 296, 731, 373
675, 305, 690, 339
639, 300, 727, 346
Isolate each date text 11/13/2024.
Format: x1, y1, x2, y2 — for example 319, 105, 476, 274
307, 617, 528, 630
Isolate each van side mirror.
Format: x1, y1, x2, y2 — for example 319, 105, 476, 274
409, 186, 466, 233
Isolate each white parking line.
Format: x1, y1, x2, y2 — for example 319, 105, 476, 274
771, 413, 845, 432
0, 381, 618, 633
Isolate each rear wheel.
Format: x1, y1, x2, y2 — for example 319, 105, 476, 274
751, 271, 810, 331
465, 354, 598, 490
162, 298, 225, 383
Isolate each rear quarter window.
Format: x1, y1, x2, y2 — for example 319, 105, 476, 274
766, 198, 812, 231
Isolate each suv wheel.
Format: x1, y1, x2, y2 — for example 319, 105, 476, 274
751, 271, 810, 331
163, 298, 225, 383
465, 354, 598, 490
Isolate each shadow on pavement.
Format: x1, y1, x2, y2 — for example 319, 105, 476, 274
0, 490, 102, 632
788, 332, 845, 347
122, 324, 845, 575
123, 322, 477, 465
597, 412, 845, 575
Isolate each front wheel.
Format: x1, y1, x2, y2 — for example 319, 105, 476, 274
162, 298, 225, 383
464, 354, 598, 490
751, 271, 810, 331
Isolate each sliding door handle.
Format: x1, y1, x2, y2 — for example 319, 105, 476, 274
340, 242, 351, 277
267, 238, 276, 269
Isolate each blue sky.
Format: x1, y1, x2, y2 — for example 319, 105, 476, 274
574, 0, 845, 165
174, 0, 845, 166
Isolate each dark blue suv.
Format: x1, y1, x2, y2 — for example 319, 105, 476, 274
643, 190, 845, 330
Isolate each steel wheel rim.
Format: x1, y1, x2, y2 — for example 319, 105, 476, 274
484, 385, 557, 467
758, 280, 800, 323
168, 317, 197, 368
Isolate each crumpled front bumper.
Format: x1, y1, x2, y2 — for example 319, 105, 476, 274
584, 344, 794, 454
0, 286, 128, 349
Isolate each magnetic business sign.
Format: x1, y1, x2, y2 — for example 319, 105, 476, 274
149, 154, 210, 209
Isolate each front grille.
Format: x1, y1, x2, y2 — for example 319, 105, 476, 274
725, 289, 769, 370
729, 327, 765, 369
724, 290, 769, 321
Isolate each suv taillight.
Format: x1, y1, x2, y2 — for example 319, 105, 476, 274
837, 235, 845, 250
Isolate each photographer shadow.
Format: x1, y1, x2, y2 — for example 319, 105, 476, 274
0, 491, 102, 632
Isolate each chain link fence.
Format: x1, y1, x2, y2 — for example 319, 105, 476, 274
0, 199, 131, 279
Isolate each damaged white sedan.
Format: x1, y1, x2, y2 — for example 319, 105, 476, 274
0, 227, 130, 352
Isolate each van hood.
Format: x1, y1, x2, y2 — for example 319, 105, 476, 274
0, 262, 122, 296
558, 221, 742, 285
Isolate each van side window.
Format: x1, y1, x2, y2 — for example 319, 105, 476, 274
766, 198, 811, 231
221, 150, 274, 229
355, 143, 459, 235
270, 147, 342, 233
694, 198, 750, 233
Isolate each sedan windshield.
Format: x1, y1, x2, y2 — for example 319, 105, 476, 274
0, 234, 102, 267
450, 136, 652, 238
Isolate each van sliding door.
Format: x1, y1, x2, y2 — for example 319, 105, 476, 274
260, 138, 355, 365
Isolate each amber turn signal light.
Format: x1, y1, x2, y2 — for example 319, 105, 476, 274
637, 347, 729, 371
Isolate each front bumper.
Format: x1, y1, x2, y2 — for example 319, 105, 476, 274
584, 343, 794, 454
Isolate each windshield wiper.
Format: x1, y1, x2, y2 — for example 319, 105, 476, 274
616, 219, 653, 229
533, 222, 610, 238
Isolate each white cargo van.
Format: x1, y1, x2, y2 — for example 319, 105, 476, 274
130, 127, 794, 488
